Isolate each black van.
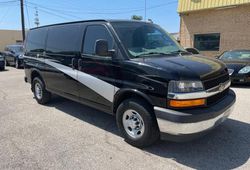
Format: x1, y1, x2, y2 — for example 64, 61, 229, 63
24, 20, 236, 147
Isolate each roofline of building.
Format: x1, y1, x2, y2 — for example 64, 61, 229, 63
0, 29, 22, 31
178, 2, 250, 14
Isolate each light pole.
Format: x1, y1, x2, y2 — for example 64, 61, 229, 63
20, 0, 25, 41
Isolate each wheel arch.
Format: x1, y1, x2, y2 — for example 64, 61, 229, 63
113, 89, 153, 115
30, 69, 45, 91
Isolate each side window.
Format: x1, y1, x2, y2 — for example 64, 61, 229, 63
46, 24, 81, 54
25, 28, 47, 53
83, 25, 113, 55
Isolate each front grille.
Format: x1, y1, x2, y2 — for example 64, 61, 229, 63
203, 70, 230, 105
207, 88, 229, 106
203, 73, 230, 90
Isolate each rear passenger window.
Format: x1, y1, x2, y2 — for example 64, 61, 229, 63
83, 25, 113, 55
46, 24, 82, 54
25, 28, 47, 53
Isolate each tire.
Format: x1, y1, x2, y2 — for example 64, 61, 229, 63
32, 77, 51, 104
15, 59, 20, 69
116, 98, 160, 148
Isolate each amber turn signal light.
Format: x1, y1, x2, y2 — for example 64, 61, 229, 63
169, 99, 206, 108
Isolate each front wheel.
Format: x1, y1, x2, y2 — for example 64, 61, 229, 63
32, 77, 51, 104
116, 98, 160, 148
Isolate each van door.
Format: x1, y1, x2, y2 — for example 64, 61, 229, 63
43, 24, 82, 98
78, 24, 118, 111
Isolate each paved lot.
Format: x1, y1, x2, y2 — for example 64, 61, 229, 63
0, 67, 249, 170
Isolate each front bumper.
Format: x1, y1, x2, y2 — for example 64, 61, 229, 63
154, 89, 236, 141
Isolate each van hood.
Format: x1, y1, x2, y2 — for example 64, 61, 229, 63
133, 55, 227, 80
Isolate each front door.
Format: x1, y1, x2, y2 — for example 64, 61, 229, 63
78, 24, 118, 111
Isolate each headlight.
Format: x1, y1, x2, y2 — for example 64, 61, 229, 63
168, 81, 204, 93
238, 66, 250, 74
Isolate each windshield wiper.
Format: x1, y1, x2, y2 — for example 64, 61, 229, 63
135, 52, 172, 58
169, 50, 191, 56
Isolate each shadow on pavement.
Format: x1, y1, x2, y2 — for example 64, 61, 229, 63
0, 69, 9, 72
231, 84, 250, 89
47, 96, 250, 170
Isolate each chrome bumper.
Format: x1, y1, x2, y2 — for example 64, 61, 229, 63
155, 105, 234, 135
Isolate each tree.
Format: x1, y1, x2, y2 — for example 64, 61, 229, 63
131, 15, 143, 21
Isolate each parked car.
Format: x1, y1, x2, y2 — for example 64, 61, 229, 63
24, 20, 236, 147
0, 52, 5, 71
184, 47, 200, 55
218, 50, 250, 84
3, 44, 24, 69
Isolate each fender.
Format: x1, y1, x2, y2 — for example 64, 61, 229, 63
113, 88, 153, 114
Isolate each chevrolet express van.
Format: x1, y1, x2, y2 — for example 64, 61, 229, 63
24, 20, 236, 147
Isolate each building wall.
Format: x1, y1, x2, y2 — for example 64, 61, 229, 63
180, 4, 250, 57
0, 30, 22, 51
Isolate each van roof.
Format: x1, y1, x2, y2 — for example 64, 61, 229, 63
30, 19, 150, 30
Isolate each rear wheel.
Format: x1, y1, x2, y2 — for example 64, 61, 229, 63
116, 98, 160, 148
32, 77, 51, 104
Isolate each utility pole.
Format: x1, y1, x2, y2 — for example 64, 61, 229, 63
20, 0, 25, 41
34, 7, 40, 27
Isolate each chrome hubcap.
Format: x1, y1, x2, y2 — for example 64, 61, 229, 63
35, 83, 42, 100
122, 109, 145, 139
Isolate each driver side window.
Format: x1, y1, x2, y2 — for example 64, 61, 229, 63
83, 25, 113, 56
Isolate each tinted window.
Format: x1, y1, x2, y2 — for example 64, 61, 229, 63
25, 28, 47, 53
220, 51, 250, 61
46, 24, 82, 54
9, 46, 23, 53
83, 25, 113, 55
194, 33, 220, 51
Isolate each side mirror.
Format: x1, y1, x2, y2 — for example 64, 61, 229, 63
95, 39, 111, 57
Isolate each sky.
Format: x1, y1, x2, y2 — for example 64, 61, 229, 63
0, 0, 180, 33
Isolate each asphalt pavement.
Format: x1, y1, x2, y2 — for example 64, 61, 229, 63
0, 67, 249, 170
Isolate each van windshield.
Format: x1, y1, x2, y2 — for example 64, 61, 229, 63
111, 22, 185, 58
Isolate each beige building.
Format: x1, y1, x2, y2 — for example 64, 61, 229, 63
0, 30, 22, 51
178, 0, 250, 57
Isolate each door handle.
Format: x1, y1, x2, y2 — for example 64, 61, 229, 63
78, 59, 83, 70
71, 58, 78, 69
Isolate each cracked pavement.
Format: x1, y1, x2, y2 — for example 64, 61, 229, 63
0, 67, 249, 170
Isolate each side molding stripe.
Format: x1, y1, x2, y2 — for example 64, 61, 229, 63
24, 56, 119, 102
